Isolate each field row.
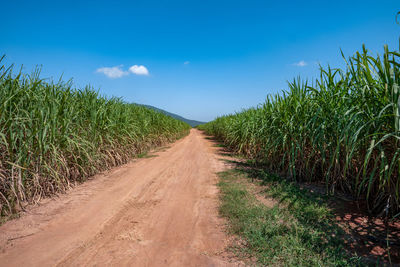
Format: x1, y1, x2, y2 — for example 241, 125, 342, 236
199, 45, 400, 216
0, 59, 191, 217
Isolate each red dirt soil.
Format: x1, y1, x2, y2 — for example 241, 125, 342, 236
0, 129, 242, 267
333, 201, 400, 264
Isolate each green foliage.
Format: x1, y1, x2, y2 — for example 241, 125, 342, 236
0, 59, 190, 216
201, 45, 400, 216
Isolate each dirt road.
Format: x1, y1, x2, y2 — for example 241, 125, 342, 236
0, 129, 238, 266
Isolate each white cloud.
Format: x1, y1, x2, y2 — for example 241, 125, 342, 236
96, 66, 128, 78
184, 61, 190, 65
129, 65, 149, 76
293, 60, 307, 67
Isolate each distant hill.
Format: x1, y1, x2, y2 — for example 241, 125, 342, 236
141, 104, 206, 127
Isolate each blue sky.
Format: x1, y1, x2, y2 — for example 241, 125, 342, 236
1, 0, 399, 121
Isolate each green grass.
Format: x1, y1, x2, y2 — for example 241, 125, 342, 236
136, 152, 158, 159
218, 169, 363, 266
0, 58, 191, 217
200, 44, 400, 217
213, 143, 226, 147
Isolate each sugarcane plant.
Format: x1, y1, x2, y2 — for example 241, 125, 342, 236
0, 58, 191, 217
199, 44, 400, 217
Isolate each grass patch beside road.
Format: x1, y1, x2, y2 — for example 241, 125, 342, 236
218, 168, 363, 266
